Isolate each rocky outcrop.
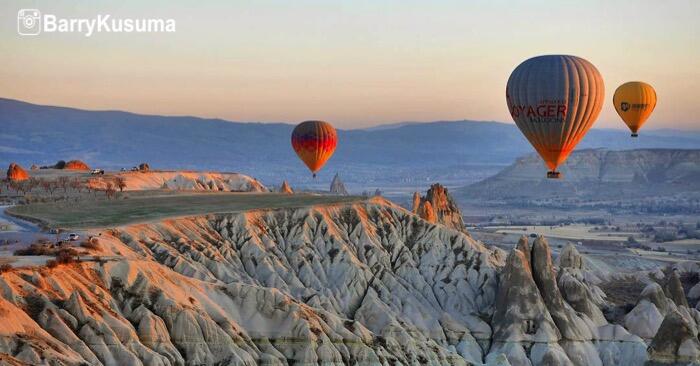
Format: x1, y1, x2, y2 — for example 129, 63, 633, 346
413, 183, 466, 232
665, 271, 690, 308
329, 173, 348, 195
491, 240, 559, 343
6, 163, 29, 181
624, 283, 668, 339
64, 159, 90, 170
419, 201, 437, 223
412, 192, 421, 214
557, 244, 607, 325
279, 180, 293, 194
489, 236, 647, 366
559, 243, 583, 270
648, 310, 700, 364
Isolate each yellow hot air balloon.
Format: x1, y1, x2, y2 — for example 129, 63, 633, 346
506, 55, 605, 179
613, 82, 657, 137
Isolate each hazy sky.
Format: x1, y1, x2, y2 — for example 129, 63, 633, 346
1, 1, 698, 129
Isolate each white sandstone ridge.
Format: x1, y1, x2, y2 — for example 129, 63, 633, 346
0, 198, 697, 365
88, 171, 268, 192
0, 198, 504, 365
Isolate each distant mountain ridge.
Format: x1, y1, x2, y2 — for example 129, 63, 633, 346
2, 97, 699, 188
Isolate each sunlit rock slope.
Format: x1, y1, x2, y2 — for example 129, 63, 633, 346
0, 197, 698, 365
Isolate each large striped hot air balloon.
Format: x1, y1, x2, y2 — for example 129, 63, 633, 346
506, 55, 605, 179
613, 81, 657, 137
291, 120, 338, 177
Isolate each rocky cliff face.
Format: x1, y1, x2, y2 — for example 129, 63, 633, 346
6, 163, 29, 182
0, 199, 698, 365
413, 183, 466, 232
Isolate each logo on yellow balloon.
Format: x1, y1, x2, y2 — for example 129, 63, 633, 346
620, 102, 649, 112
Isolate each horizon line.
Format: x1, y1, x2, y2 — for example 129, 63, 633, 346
2, 96, 699, 133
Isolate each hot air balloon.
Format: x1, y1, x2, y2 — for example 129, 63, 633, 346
506, 55, 605, 179
613, 81, 657, 137
291, 120, 337, 178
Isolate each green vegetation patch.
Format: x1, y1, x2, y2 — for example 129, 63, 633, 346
7, 192, 364, 229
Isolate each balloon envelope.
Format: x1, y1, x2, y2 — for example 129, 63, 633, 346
291, 120, 338, 176
506, 55, 605, 177
613, 81, 657, 137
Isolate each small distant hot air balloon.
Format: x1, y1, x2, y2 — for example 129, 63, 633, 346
613, 81, 657, 137
291, 120, 337, 178
506, 55, 605, 179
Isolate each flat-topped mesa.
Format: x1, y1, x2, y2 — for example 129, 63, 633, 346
329, 173, 348, 195
87, 171, 268, 192
6, 162, 29, 181
412, 183, 466, 232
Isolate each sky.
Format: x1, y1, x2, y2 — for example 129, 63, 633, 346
1, 0, 698, 129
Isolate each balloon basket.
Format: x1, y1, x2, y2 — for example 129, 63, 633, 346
631, 133, 638, 138
546, 171, 561, 179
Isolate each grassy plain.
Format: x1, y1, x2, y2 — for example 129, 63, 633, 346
7, 191, 364, 229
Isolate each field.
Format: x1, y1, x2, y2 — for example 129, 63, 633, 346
6, 191, 364, 229
483, 224, 635, 242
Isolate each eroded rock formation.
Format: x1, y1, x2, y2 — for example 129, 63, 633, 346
489, 236, 647, 366
64, 159, 90, 170
0, 199, 500, 365
6, 163, 29, 181
329, 173, 348, 195
279, 180, 293, 194
0, 200, 697, 365
413, 183, 466, 232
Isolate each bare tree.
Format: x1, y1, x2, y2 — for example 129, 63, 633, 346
70, 178, 83, 193
41, 179, 56, 196
105, 182, 117, 200
57, 176, 70, 192
13, 181, 28, 195
27, 177, 39, 192
114, 176, 127, 192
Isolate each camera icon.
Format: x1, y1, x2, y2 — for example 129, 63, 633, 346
18, 9, 42, 36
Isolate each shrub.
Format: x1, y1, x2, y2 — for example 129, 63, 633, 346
56, 248, 78, 264
14, 243, 53, 256
0, 264, 12, 273
81, 238, 101, 251
46, 260, 58, 268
